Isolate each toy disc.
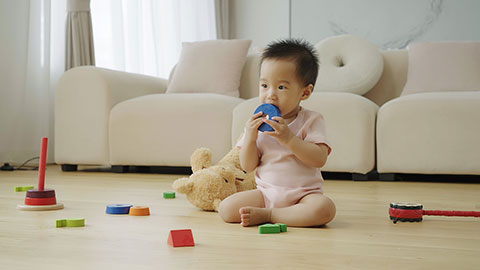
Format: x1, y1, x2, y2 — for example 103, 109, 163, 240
253, 103, 281, 132
129, 206, 150, 216
17, 203, 64, 211
25, 196, 57, 205
26, 189, 56, 198
106, 204, 132, 214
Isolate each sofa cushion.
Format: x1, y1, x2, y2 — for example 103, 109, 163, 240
402, 42, 480, 96
314, 35, 384, 95
166, 39, 252, 97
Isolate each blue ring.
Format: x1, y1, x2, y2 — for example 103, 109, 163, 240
106, 204, 133, 214
253, 104, 281, 132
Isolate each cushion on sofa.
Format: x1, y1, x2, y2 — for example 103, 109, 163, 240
166, 39, 252, 97
314, 35, 384, 95
402, 42, 480, 96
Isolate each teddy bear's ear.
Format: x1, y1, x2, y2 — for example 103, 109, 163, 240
190, 147, 212, 173
217, 147, 241, 168
172, 177, 194, 194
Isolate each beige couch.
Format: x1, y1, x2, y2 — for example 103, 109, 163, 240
54, 49, 480, 178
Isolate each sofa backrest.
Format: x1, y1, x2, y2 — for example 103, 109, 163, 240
238, 49, 409, 106
364, 50, 408, 106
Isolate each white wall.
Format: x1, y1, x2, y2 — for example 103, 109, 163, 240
230, 0, 480, 49
229, 0, 290, 50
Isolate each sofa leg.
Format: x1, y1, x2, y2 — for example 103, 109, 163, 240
352, 170, 379, 181
61, 164, 78, 172
112, 165, 129, 173
379, 173, 397, 181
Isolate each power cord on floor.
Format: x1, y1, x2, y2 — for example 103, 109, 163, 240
1, 157, 39, 171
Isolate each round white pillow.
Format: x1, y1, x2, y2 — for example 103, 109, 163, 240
314, 35, 384, 95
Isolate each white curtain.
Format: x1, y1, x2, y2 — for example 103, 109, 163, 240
215, 0, 230, 39
90, 0, 217, 78
66, 0, 95, 69
0, 0, 66, 165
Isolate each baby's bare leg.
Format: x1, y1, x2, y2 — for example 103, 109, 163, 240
218, 189, 265, 223
271, 193, 336, 227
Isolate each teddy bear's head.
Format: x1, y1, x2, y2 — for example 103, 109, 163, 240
172, 165, 237, 211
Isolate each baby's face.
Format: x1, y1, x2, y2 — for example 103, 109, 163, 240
259, 58, 310, 120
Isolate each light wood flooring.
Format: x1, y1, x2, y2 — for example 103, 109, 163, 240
1, 165, 479, 270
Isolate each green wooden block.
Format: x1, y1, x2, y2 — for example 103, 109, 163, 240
56, 219, 67, 227
66, 218, 85, 227
56, 218, 85, 228
14, 186, 34, 192
163, 192, 175, 199
259, 223, 281, 234
276, 223, 287, 232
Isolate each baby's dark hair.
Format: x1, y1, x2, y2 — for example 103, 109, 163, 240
261, 38, 319, 88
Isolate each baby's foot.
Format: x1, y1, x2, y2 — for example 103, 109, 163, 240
239, 207, 271, 227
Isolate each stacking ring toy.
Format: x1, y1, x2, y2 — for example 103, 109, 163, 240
17, 137, 64, 211
106, 204, 133, 214
389, 202, 480, 224
129, 206, 150, 216
253, 103, 281, 132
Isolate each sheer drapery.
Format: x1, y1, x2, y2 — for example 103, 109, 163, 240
0, 0, 66, 165
90, 0, 217, 78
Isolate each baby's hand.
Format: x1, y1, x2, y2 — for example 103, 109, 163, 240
244, 111, 264, 143
263, 117, 294, 146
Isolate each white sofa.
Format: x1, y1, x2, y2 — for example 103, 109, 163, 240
55, 52, 378, 177
55, 48, 480, 178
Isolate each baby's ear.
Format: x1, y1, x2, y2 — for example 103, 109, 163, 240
190, 148, 212, 173
301, 84, 313, 99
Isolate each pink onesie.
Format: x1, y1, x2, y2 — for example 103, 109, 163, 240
237, 107, 331, 208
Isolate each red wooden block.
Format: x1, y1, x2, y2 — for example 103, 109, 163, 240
167, 229, 195, 247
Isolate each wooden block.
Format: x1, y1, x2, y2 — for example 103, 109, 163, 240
66, 218, 85, 227
276, 223, 287, 232
259, 223, 281, 234
56, 219, 66, 227
14, 186, 34, 192
56, 218, 85, 227
163, 192, 175, 199
129, 206, 150, 216
168, 229, 195, 247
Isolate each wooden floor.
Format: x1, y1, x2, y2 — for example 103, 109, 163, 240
1, 166, 479, 270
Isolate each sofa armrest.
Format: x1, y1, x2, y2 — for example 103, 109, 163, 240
54, 66, 168, 165
377, 91, 480, 174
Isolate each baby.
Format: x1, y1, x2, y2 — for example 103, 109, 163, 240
218, 39, 336, 227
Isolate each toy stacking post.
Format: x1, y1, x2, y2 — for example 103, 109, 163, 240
37, 137, 47, 191
17, 137, 64, 211
389, 202, 480, 223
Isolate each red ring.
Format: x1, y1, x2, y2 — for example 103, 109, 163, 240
25, 197, 57, 205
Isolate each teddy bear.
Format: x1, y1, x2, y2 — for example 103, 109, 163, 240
172, 147, 256, 211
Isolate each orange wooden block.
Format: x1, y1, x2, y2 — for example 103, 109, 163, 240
25, 196, 57, 206
167, 229, 195, 247
129, 206, 150, 216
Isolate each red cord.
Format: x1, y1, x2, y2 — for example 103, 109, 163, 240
423, 210, 480, 217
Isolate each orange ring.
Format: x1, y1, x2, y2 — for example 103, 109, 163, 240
25, 196, 57, 205
129, 206, 150, 216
